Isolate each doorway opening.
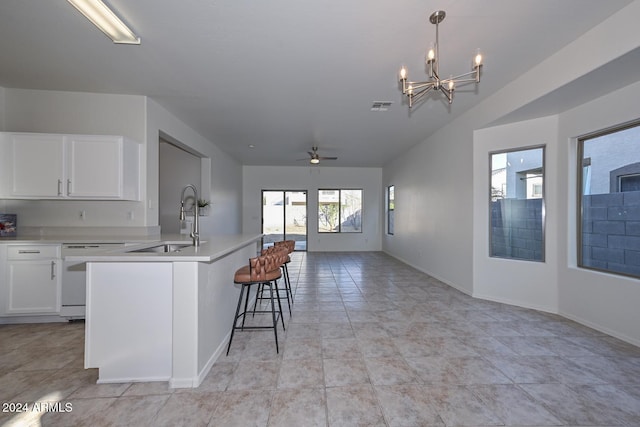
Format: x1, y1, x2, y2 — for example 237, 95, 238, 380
262, 190, 307, 251
159, 137, 203, 234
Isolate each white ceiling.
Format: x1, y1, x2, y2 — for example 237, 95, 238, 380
0, 0, 636, 167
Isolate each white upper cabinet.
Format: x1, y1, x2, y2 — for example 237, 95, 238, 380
7, 133, 65, 197
1, 132, 140, 200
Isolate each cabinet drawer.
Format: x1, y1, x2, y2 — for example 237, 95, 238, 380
7, 245, 60, 260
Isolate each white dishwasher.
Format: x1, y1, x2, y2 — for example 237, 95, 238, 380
61, 243, 124, 319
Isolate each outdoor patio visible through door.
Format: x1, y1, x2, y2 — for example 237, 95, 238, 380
262, 190, 307, 251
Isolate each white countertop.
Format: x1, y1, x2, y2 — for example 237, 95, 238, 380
6, 234, 262, 262
0, 235, 161, 244
64, 234, 262, 263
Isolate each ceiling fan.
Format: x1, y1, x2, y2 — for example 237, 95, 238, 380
299, 146, 337, 164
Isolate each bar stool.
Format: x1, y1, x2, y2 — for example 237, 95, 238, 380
274, 240, 295, 304
226, 252, 286, 355
254, 246, 292, 316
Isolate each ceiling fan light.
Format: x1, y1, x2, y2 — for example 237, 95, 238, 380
310, 158, 320, 164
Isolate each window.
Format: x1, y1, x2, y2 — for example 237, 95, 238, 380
387, 185, 395, 235
578, 121, 640, 279
490, 146, 545, 261
318, 189, 362, 233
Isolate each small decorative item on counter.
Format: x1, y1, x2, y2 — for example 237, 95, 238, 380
198, 199, 211, 216
0, 214, 17, 237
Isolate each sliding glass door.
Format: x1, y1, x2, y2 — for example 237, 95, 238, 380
262, 190, 307, 251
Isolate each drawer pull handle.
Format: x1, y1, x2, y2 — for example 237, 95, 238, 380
58, 179, 62, 196
18, 250, 41, 254
67, 179, 71, 196
51, 261, 56, 280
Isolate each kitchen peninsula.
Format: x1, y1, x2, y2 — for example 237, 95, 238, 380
65, 233, 262, 388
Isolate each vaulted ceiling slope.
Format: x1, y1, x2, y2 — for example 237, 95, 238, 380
0, 1, 637, 166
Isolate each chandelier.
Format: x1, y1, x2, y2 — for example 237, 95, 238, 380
399, 10, 483, 108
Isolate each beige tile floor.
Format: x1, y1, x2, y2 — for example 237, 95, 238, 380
2, 251, 640, 426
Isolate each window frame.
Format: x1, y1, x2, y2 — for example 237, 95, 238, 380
387, 185, 395, 235
577, 119, 640, 279
317, 188, 363, 233
489, 145, 546, 262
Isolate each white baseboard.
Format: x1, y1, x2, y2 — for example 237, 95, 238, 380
382, 250, 472, 297
559, 310, 640, 348
382, 250, 640, 348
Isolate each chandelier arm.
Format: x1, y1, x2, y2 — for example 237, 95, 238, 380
409, 86, 434, 104
445, 70, 481, 82
445, 78, 480, 89
407, 81, 436, 91
440, 86, 453, 104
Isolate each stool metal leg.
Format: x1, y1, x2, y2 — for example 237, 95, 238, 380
280, 266, 292, 316
251, 282, 262, 317
283, 263, 293, 304
268, 280, 279, 353
226, 283, 246, 356
241, 283, 253, 329
273, 278, 286, 330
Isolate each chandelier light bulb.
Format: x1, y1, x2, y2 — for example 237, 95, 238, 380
448, 78, 455, 90
407, 84, 413, 95
474, 49, 483, 67
399, 66, 407, 80
427, 44, 436, 62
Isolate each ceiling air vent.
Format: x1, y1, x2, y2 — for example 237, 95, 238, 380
370, 101, 393, 112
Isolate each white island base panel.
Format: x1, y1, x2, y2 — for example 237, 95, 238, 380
85, 262, 173, 383
82, 236, 259, 387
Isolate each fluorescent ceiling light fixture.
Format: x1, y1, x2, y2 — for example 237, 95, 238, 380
67, 0, 140, 44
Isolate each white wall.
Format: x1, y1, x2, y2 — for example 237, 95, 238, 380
159, 141, 201, 234
0, 89, 244, 236
558, 80, 640, 345
146, 98, 243, 235
383, 122, 475, 295
0, 87, 5, 131
0, 89, 147, 229
383, 0, 640, 345
243, 166, 382, 251
473, 116, 559, 312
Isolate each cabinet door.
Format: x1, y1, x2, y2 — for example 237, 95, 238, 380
66, 135, 123, 198
6, 260, 61, 314
9, 134, 65, 197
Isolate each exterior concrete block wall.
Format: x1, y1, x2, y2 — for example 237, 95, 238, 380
491, 198, 543, 261
582, 191, 640, 276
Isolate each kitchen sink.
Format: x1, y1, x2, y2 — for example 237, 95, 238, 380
128, 243, 192, 253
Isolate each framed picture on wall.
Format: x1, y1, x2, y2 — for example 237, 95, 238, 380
0, 214, 17, 237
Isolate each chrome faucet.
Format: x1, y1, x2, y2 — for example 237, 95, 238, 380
179, 184, 200, 247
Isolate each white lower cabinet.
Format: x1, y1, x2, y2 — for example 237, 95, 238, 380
2, 245, 61, 315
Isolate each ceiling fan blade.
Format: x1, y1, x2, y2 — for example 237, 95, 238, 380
307, 151, 314, 157
319, 156, 338, 160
